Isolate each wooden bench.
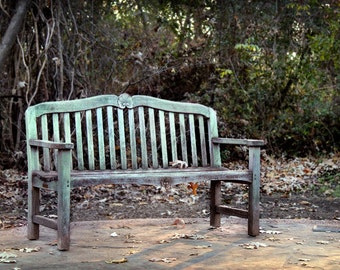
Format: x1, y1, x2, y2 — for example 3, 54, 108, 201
25, 94, 264, 250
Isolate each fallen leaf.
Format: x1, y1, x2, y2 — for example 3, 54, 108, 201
0, 252, 17, 263
159, 239, 171, 244
298, 258, 311, 262
188, 182, 199, 195
124, 239, 142, 244
110, 203, 123, 207
19, 247, 41, 253
125, 250, 138, 255
0, 258, 17, 263
105, 258, 128, 264
263, 236, 280, 242
194, 244, 212, 249
171, 233, 206, 240
239, 242, 268, 249
260, 230, 282, 234
299, 200, 311, 205
172, 218, 185, 228
149, 257, 177, 263
169, 160, 188, 169
316, 240, 329, 245
48, 240, 58, 246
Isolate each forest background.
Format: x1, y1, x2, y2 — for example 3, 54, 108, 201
0, 0, 339, 169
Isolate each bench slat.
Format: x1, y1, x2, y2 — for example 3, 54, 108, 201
52, 113, 60, 168
41, 114, 50, 171
75, 112, 84, 170
96, 108, 105, 170
198, 115, 207, 166
63, 113, 72, 170
208, 110, 219, 166
159, 110, 168, 168
129, 109, 137, 169
118, 108, 127, 169
107, 107, 116, 169
86, 110, 95, 170
32, 168, 252, 188
138, 107, 148, 169
179, 114, 188, 163
189, 114, 197, 166
149, 108, 158, 168
169, 112, 177, 162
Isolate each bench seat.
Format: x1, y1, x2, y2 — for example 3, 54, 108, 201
32, 167, 252, 189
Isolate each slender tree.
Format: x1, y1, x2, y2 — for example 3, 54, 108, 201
0, 0, 31, 74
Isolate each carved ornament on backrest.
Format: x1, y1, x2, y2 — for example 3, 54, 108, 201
118, 93, 133, 108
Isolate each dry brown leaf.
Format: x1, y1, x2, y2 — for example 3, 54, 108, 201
188, 182, 199, 195
172, 218, 185, 228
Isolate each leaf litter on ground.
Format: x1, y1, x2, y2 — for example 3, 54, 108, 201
0, 251, 17, 263
0, 153, 339, 228
239, 242, 269, 249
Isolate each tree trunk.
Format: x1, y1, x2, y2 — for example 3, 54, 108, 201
0, 0, 32, 74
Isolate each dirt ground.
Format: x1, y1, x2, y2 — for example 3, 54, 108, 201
1, 153, 339, 229
1, 186, 340, 229
67, 187, 340, 222
1, 177, 340, 229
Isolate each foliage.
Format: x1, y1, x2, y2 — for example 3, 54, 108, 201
317, 168, 340, 197
0, 0, 339, 168
186, 0, 340, 156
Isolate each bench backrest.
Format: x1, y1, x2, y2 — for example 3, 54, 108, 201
25, 94, 220, 171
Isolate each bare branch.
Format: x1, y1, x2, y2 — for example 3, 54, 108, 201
0, 0, 32, 73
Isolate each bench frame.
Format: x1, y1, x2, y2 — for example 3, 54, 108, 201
25, 94, 264, 250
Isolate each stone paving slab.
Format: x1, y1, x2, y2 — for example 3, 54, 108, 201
0, 218, 339, 269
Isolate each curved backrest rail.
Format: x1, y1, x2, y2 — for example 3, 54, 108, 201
25, 94, 213, 118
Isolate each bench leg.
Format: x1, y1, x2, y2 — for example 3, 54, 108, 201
248, 182, 260, 236
57, 150, 71, 251
27, 185, 40, 240
57, 187, 70, 251
248, 146, 261, 236
210, 180, 221, 227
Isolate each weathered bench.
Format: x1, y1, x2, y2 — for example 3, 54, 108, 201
25, 94, 264, 250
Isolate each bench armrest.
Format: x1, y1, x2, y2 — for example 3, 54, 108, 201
212, 137, 265, 147
29, 139, 74, 150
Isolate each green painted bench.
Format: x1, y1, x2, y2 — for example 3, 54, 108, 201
25, 94, 264, 250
